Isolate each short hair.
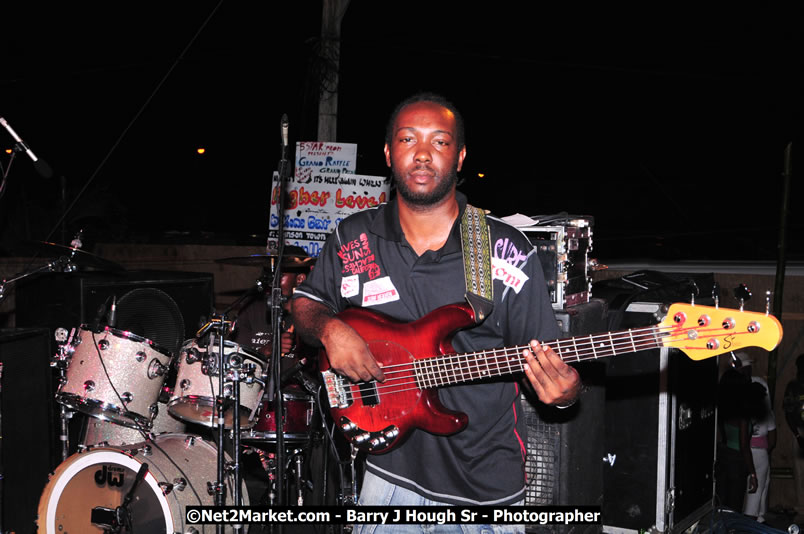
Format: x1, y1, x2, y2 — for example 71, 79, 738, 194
385, 92, 465, 149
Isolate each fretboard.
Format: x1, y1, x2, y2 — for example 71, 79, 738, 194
411, 324, 664, 389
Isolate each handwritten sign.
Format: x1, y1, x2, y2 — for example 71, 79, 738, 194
267, 142, 389, 257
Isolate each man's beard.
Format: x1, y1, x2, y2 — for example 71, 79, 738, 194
392, 162, 460, 207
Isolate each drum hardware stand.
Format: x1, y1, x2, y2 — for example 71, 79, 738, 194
269, 113, 292, 517
0, 253, 76, 306
51, 327, 77, 461
345, 445, 359, 506
0, 229, 85, 306
198, 316, 253, 533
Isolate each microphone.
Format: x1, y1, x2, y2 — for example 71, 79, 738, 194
281, 114, 289, 148
0, 116, 53, 178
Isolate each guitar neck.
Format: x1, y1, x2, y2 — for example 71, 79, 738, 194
413, 324, 663, 389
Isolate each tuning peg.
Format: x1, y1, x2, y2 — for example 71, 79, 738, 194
734, 284, 751, 312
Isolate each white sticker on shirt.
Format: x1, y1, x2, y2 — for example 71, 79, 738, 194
341, 275, 360, 298
361, 276, 400, 307
492, 257, 530, 293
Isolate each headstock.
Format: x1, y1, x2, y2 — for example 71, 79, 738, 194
659, 303, 783, 361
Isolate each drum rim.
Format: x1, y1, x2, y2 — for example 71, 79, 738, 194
81, 324, 174, 358
38, 447, 173, 533
167, 395, 256, 428
278, 389, 314, 401
55, 392, 153, 430
241, 430, 312, 443
181, 338, 267, 363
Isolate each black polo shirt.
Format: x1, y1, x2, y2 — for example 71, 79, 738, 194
294, 192, 560, 505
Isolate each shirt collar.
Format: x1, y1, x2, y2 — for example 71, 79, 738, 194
370, 191, 468, 256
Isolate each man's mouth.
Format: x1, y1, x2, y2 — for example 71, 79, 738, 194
409, 166, 435, 182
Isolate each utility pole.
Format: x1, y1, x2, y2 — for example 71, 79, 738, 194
317, 0, 350, 141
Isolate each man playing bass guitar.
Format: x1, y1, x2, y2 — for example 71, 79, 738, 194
292, 93, 581, 532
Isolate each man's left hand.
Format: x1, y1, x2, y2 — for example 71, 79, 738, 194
523, 340, 581, 406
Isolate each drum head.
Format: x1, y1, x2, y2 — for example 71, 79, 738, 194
37, 449, 172, 534
39, 434, 244, 534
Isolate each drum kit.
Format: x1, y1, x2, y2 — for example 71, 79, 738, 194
26, 246, 353, 534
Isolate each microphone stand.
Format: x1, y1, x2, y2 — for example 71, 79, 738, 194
271, 115, 291, 514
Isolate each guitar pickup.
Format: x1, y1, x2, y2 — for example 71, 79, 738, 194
322, 370, 350, 408
358, 381, 379, 406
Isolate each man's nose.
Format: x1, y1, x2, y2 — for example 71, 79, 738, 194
414, 146, 431, 163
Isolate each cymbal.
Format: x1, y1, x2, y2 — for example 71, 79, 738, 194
215, 254, 316, 269
29, 241, 124, 271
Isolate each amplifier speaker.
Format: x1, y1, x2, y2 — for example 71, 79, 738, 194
15, 270, 214, 352
524, 299, 607, 534
594, 271, 718, 533
0, 328, 53, 533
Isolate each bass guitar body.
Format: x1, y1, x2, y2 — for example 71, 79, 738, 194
320, 304, 476, 453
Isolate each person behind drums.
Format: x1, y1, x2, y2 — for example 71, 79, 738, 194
231, 244, 313, 362
229, 246, 328, 511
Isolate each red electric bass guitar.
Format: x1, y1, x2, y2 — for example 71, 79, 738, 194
320, 302, 783, 453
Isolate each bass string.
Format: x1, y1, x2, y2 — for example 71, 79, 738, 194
334, 324, 709, 401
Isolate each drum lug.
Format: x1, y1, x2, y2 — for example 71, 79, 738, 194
227, 353, 243, 368
185, 347, 201, 364
148, 359, 167, 379
202, 357, 218, 376
158, 481, 174, 495
184, 435, 196, 448
150, 402, 159, 417
84, 380, 96, 393
179, 378, 192, 390
98, 339, 110, 350
158, 478, 186, 495
207, 480, 223, 496
135, 350, 147, 363
141, 444, 153, 457
120, 391, 133, 405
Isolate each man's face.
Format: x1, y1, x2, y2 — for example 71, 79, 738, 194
384, 101, 466, 207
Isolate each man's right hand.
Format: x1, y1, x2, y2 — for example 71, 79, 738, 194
320, 318, 385, 383
292, 296, 384, 383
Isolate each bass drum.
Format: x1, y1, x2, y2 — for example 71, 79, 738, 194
37, 433, 247, 534
82, 404, 187, 446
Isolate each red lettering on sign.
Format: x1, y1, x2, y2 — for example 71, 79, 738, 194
335, 189, 387, 209
288, 187, 331, 210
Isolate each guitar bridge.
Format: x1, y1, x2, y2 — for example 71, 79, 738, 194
322, 370, 350, 408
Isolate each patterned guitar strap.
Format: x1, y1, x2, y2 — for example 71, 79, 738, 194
460, 204, 494, 323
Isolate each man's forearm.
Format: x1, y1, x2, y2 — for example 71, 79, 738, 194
291, 296, 335, 347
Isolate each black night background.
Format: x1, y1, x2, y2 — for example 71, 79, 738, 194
1, 3, 800, 261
